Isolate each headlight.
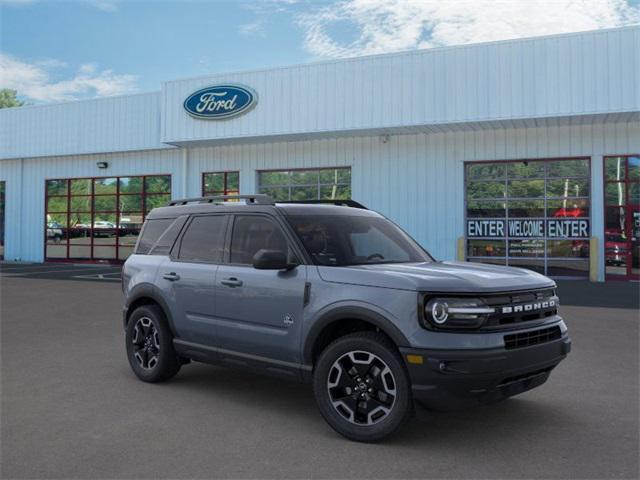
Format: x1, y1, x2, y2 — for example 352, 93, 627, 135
423, 297, 494, 329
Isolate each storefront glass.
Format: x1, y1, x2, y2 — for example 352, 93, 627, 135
45, 175, 171, 262
604, 155, 639, 280
202, 171, 240, 197
465, 159, 591, 278
258, 167, 351, 201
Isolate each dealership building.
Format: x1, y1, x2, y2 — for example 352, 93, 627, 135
0, 26, 638, 281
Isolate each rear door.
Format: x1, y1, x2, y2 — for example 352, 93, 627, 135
214, 213, 307, 364
157, 214, 229, 345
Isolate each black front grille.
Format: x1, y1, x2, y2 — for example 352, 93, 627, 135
504, 326, 562, 350
481, 288, 558, 329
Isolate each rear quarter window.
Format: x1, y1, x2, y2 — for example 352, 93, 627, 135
136, 217, 182, 255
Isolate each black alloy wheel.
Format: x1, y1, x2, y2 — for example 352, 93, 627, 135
313, 331, 412, 442
125, 304, 181, 383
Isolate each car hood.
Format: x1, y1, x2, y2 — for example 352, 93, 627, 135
317, 261, 555, 293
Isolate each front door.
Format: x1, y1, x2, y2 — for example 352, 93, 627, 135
214, 214, 306, 364
157, 214, 229, 344
604, 156, 639, 280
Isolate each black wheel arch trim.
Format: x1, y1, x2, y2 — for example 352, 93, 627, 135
124, 284, 177, 337
303, 305, 410, 365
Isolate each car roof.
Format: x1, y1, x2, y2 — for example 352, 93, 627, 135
146, 201, 380, 220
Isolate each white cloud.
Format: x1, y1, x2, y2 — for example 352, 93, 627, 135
0, 53, 138, 102
239, 19, 266, 36
298, 0, 640, 58
87, 0, 119, 12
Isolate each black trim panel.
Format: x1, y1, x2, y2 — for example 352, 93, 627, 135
174, 338, 312, 382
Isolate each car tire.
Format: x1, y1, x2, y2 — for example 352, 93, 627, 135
125, 304, 181, 383
313, 331, 413, 442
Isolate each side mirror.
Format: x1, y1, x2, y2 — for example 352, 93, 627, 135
252, 249, 297, 270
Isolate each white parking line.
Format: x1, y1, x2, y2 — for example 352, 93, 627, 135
0, 266, 120, 276
71, 273, 121, 282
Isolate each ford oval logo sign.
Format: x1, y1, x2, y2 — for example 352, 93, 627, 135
183, 84, 257, 120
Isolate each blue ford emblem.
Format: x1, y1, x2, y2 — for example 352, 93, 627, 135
183, 84, 257, 119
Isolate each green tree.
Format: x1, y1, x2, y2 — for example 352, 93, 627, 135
0, 89, 24, 109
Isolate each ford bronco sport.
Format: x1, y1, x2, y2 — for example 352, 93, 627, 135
122, 195, 571, 442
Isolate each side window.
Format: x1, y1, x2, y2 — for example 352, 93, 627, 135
230, 216, 289, 264
178, 215, 227, 263
149, 215, 187, 255
136, 218, 174, 254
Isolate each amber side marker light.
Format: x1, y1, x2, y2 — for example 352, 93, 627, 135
406, 354, 424, 365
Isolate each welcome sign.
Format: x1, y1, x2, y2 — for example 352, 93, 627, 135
184, 84, 257, 119
467, 219, 590, 238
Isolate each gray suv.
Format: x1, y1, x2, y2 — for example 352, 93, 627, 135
122, 195, 571, 442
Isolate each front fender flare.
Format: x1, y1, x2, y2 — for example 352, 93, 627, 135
302, 304, 410, 365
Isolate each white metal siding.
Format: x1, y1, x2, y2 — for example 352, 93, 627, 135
162, 27, 639, 145
0, 149, 185, 262
0, 92, 169, 160
180, 121, 638, 280
0, 123, 637, 282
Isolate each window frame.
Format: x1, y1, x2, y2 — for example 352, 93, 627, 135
44, 174, 171, 263
602, 154, 640, 281
256, 166, 351, 201
202, 171, 240, 197
464, 157, 592, 278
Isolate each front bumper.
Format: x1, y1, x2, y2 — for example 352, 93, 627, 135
400, 333, 571, 411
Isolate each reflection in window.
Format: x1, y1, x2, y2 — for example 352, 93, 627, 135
45, 175, 171, 262
203, 171, 240, 197
467, 240, 506, 257
465, 158, 591, 278
258, 167, 351, 202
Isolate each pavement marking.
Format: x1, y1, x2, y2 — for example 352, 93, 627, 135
0, 266, 117, 276
71, 273, 121, 282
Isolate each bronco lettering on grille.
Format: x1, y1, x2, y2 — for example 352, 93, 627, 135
501, 299, 555, 314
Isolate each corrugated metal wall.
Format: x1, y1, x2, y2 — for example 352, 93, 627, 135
162, 27, 639, 144
1, 122, 637, 280
0, 92, 168, 160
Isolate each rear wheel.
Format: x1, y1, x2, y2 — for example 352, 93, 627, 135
125, 305, 181, 383
313, 332, 412, 442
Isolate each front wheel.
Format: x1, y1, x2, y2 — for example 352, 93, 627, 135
125, 304, 181, 383
313, 332, 413, 442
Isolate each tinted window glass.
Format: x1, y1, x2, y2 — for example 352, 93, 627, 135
287, 214, 430, 266
150, 216, 187, 255
178, 215, 227, 263
136, 218, 174, 254
230, 216, 288, 264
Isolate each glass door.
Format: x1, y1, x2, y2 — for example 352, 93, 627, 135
604, 156, 639, 280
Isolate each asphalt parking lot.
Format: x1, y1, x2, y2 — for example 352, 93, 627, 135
1, 263, 638, 479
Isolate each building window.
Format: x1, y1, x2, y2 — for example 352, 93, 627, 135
603, 155, 639, 280
465, 159, 591, 278
0, 181, 5, 260
257, 167, 351, 201
202, 171, 239, 197
45, 175, 171, 262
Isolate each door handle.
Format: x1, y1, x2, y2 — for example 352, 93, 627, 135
162, 272, 180, 281
220, 277, 243, 287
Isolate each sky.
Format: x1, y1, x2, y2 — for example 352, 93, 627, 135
1, 0, 639, 104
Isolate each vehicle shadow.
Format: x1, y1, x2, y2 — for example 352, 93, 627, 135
157, 361, 577, 446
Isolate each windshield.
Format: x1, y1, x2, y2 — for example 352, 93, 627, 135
286, 214, 432, 266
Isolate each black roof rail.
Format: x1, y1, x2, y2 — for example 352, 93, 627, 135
166, 194, 274, 206
278, 199, 368, 209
